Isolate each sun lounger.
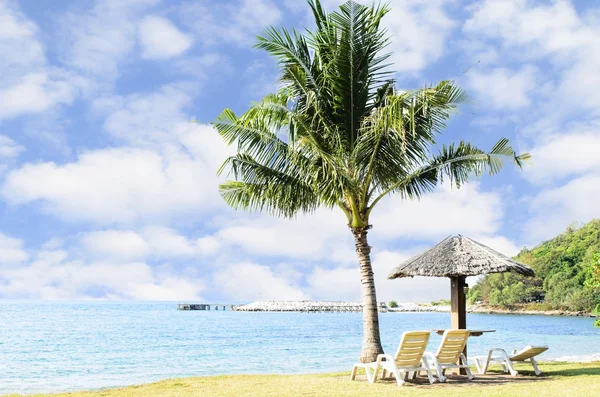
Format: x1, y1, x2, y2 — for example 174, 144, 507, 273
424, 329, 473, 382
472, 345, 549, 376
350, 330, 435, 386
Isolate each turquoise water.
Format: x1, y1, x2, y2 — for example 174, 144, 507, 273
1, 302, 599, 394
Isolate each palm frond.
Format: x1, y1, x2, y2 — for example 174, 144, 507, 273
367, 138, 531, 213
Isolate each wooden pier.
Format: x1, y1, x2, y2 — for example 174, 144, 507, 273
178, 301, 388, 313
230, 301, 388, 313
177, 304, 237, 311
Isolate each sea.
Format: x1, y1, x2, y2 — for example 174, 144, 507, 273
1, 302, 599, 395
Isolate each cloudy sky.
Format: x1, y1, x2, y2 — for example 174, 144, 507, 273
0, 0, 598, 302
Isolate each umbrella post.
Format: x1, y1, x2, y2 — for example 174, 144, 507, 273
450, 276, 467, 374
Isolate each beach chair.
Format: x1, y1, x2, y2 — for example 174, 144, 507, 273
472, 345, 549, 376
350, 330, 435, 386
424, 329, 473, 382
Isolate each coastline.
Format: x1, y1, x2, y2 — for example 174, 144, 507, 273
468, 306, 598, 318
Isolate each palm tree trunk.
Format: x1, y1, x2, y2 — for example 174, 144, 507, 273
351, 226, 384, 363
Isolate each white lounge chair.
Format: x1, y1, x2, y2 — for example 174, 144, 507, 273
350, 330, 435, 386
424, 329, 473, 382
472, 345, 549, 376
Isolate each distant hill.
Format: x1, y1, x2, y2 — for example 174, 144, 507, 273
469, 219, 600, 313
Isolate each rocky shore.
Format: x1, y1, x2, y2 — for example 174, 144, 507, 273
469, 305, 598, 317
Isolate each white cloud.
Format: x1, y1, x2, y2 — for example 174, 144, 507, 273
0, 232, 28, 265
320, 0, 455, 74
173, 53, 230, 79
102, 85, 191, 145
463, 0, 600, 120
0, 1, 76, 120
307, 249, 450, 302
79, 226, 221, 263
467, 65, 537, 109
473, 235, 521, 258
371, 249, 449, 302
0, 135, 24, 158
1, 81, 234, 226
525, 173, 600, 242
212, 263, 307, 301
370, 182, 504, 241
141, 226, 196, 258
138, 16, 192, 60
307, 266, 360, 301
0, 72, 75, 119
80, 230, 150, 262
58, 0, 159, 88
215, 209, 350, 261
1, 145, 223, 224
523, 129, 600, 184
180, 0, 281, 47
463, 0, 589, 56
0, 254, 205, 300
0, 0, 44, 81
196, 236, 221, 256
383, 0, 455, 73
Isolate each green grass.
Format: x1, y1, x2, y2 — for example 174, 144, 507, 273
8, 362, 600, 397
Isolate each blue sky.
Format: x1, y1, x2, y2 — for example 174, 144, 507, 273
0, 0, 598, 302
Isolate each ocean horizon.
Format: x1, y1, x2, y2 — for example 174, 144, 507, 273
1, 301, 599, 394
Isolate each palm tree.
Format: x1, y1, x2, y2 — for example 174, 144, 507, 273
214, 0, 530, 363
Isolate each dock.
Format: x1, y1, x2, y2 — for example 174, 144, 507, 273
177, 304, 238, 311
177, 301, 389, 312
229, 301, 388, 313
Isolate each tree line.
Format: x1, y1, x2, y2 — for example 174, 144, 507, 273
468, 219, 600, 316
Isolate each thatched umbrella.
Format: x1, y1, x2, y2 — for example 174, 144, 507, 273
388, 235, 534, 332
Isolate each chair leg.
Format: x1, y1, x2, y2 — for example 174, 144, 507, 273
482, 350, 494, 375
437, 364, 447, 382
461, 354, 474, 380
422, 358, 435, 384
350, 365, 358, 381
474, 357, 484, 375
505, 361, 518, 376
393, 368, 405, 386
372, 363, 380, 383
530, 358, 542, 376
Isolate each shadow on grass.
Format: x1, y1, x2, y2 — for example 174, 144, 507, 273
351, 371, 547, 389
542, 366, 600, 377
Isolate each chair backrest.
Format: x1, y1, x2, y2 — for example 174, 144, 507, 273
393, 331, 431, 368
510, 346, 548, 361
435, 329, 470, 365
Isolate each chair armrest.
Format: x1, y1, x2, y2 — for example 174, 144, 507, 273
376, 354, 395, 363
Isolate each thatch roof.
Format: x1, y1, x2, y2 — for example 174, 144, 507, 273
388, 235, 535, 279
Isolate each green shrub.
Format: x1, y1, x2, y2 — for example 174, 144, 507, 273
565, 289, 597, 312
594, 319, 600, 328
388, 300, 398, 308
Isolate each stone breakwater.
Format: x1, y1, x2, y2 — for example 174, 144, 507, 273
232, 301, 449, 313
388, 303, 451, 313
233, 301, 380, 312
